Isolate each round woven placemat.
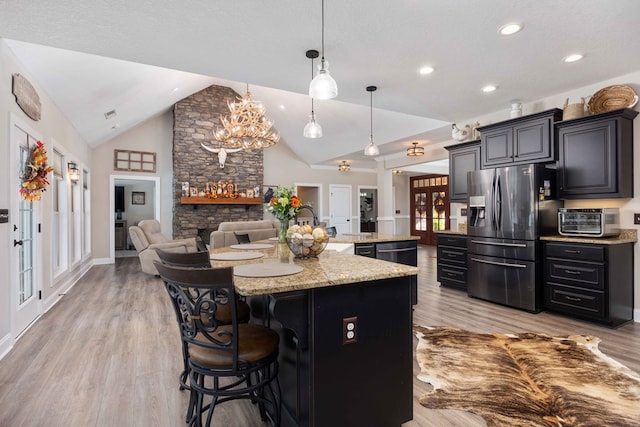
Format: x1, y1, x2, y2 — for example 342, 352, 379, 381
588, 85, 638, 114
209, 251, 265, 261
229, 243, 274, 250
233, 262, 303, 278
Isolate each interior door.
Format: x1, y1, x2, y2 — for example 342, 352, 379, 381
10, 119, 42, 337
411, 175, 450, 245
329, 185, 352, 234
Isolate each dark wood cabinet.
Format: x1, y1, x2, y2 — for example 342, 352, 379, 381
115, 220, 127, 250
436, 233, 467, 291
479, 109, 562, 169
543, 241, 633, 327
556, 108, 638, 199
446, 140, 480, 203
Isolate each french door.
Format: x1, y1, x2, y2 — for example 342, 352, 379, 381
10, 117, 42, 337
410, 175, 450, 246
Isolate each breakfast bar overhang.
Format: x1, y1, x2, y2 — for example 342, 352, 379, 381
211, 244, 418, 427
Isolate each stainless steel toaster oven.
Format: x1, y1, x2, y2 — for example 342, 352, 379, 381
557, 208, 620, 237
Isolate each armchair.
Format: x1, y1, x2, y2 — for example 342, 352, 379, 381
128, 219, 198, 275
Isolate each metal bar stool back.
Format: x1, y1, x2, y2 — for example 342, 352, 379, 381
154, 262, 281, 426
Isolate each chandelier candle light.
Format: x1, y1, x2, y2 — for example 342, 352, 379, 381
214, 85, 280, 149
363, 85, 380, 156
309, 0, 338, 100
304, 49, 323, 138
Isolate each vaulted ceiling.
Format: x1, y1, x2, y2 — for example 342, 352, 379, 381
2, 1, 640, 173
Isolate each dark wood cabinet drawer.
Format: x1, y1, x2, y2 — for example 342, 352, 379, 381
544, 283, 605, 320
354, 243, 375, 258
437, 246, 467, 266
437, 234, 467, 248
437, 264, 467, 289
545, 259, 604, 290
544, 242, 604, 262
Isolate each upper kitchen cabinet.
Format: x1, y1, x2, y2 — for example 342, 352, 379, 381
445, 140, 480, 203
479, 109, 563, 169
556, 108, 638, 199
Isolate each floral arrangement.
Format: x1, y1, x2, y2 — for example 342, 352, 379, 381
20, 140, 54, 202
266, 186, 301, 221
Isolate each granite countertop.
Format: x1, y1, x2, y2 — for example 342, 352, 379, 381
435, 229, 467, 236
209, 242, 418, 296
540, 229, 637, 245
330, 233, 420, 244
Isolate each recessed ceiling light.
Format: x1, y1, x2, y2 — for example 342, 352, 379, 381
104, 109, 117, 120
172, 87, 180, 92
418, 66, 435, 75
279, 105, 286, 110
111, 124, 120, 130
482, 85, 498, 93
498, 23, 523, 36
563, 53, 584, 63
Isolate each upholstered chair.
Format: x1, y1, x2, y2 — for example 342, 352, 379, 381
128, 219, 197, 275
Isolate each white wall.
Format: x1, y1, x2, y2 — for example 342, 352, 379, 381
90, 111, 174, 260
0, 39, 92, 354
263, 141, 378, 225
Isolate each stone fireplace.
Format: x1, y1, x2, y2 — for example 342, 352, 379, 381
173, 85, 265, 241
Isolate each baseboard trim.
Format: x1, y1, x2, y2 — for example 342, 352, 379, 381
0, 332, 13, 361
92, 257, 113, 265
634, 308, 639, 322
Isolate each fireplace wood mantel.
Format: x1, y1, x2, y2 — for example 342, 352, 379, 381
180, 197, 263, 205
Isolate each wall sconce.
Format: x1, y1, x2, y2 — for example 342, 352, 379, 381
68, 162, 80, 182
392, 169, 402, 175
406, 142, 424, 156
338, 160, 351, 172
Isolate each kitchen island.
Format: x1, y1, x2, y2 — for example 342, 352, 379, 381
209, 242, 418, 427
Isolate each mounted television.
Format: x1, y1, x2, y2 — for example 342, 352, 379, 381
115, 186, 125, 212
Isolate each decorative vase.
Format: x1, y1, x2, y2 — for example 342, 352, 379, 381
278, 219, 289, 243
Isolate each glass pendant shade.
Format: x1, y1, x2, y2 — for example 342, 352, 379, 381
309, 60, 338, 100
303, 113, 323, 138
364, 137, 380, 156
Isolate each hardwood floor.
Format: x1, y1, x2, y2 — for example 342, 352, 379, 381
0, 245, 638, 426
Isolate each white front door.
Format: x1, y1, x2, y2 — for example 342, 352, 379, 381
10, 118, 42, 337
329, 184, 352, 234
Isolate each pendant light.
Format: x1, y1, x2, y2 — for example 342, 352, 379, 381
309, 0, 338, 100
303, 50, 323, 138
363, 85, 380, 156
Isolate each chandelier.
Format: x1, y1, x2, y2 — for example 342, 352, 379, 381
338, 160, 351, 172
214, 86, 280, 149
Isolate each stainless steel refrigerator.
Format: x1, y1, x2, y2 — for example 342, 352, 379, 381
466, 164, 562, 312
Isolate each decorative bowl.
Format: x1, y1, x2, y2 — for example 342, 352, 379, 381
285, 236, 329, 258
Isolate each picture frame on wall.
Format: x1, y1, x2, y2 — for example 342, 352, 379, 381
132, 191, 145, 205
181, 182, 190, 197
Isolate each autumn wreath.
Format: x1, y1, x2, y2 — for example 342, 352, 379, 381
20, 140, 54, 202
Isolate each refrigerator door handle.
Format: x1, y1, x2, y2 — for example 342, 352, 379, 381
470, 240, 527, 248
491, 173, 498, 230
470, 257, 527, 268
495, 174, 502, 229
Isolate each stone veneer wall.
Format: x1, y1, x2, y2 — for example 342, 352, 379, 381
173, 85, 265, 241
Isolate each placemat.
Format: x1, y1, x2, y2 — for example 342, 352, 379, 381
233, 262, 303, 278
209, 251, 265, 261
229, 243, 274, 250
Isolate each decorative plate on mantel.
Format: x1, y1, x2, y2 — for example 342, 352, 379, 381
587, 85, 638, 114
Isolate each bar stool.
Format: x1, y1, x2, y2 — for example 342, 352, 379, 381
155, 262, 281, 426
155, 249, 251, 392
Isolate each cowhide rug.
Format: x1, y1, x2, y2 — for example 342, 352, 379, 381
414, 325, 640, 427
